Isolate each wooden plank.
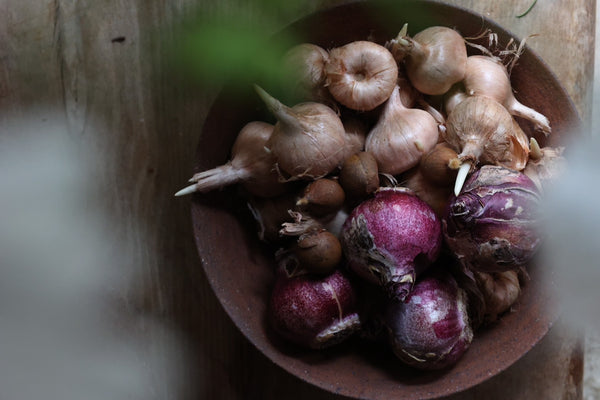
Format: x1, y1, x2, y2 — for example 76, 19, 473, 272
0, 0, 592, 399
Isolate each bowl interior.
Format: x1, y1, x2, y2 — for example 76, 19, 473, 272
190, 1, 579, 399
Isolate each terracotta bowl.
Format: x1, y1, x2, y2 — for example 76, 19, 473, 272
190, 1, 579, 399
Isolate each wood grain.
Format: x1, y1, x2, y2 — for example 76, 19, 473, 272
0, 0, 593, 399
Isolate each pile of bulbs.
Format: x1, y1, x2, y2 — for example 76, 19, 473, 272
176, 24, 566, 370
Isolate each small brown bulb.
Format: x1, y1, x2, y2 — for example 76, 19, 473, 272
403, 169, 453, 218
474, 270, 521, 323
293, 230, 343, 274
339, 151, 380, 201
296, 178, 345, 218
419, 142, 459, 186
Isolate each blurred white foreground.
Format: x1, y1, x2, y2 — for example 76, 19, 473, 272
542, 135, 600, 327
0, 113, 185, 400
541, 132, 600, 400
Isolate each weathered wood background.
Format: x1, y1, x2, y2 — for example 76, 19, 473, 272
0, 0, 594, 399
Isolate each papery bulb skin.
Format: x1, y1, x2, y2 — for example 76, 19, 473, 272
444, 83, 468, 115
341, 115, 369, 161
401, 143, 459, 217
403, 169, 454, 218
255, 85, 347, 180
463, 55, 551, 135
463, 56, 513, 106
340, 187, 442, 301
176, 121, 288, 197
443, 165, 542, 272
271, 101, 346, 179
444, 96, 529, 172
419, 142, 460, 186
392, 26, 467, 96
282, 43, 331, 102
385, 271, 473, 370
396, 64, 420, 108
268, 268, 361, 349
339, 151, 380, 203
325, 41, 398, 111
230, 122, 290, 197
523, 140, 567, 193
365, 86, 439, 175
474, 270, 522, 323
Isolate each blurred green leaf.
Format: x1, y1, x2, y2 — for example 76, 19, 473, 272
171, 6, 300, 93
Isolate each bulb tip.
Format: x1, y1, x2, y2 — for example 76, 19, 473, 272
175, 184, 198, 197
253, 84, 271, 103
529, 137, 543, 160
253, 83, 285, 117
296, 197, 309, 207
399, 23, 408, 38
252, 83, 264, 95
454, 162, 471, 196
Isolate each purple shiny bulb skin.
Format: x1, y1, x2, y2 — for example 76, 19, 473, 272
385, 271, 473, 370
340, 187, 442, 301
444, 165, 542, 272
268, 268, 361, 349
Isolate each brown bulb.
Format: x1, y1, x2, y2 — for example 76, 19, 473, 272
388, 24, 468, 96
444, 96, 528, 170
282, 43, 330, 102
474, 270, 521, 323
339, 151, 380, 201
365, 86, 439, 175
341, 114, 369, 161
403, 169, 453, 218
419, 142, 459, 186
255, 85, 346, 180
296, 178, 345, 218
326, 41, 398, 111
293, 230, 343, 275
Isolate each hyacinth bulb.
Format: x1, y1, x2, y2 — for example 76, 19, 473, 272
340, 187, 442, 301
268, 266, 361, 349
385, 270, 473, 370
443, 165, 542, 272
